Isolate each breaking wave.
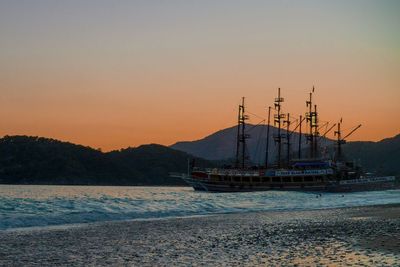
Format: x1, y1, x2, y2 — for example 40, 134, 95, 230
0, 185, 399, 230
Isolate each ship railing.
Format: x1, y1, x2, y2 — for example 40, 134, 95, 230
274, 169, 334, 177
204, 168, 261, 176
339, 176, 396, 185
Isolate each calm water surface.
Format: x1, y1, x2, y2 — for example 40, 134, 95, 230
0, 185, 399, 230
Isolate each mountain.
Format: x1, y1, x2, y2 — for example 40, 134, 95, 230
171, 124, 333, 164
171, 126, 400, 176
1, 131, 398, 186
106, 144, 215, 185
0, 135, 215, 185
343, 134, 400, 176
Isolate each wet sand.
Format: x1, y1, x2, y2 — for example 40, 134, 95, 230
0, 204, 399, 266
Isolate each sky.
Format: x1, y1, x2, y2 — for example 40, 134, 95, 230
0, 0, 399, 151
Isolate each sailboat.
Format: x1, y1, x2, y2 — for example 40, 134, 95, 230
172, 88, 397, 192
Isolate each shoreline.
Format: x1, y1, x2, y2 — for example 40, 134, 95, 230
1, 204, 399, 266
3, 202, 400, 233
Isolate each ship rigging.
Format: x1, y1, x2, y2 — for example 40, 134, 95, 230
171, 87, 396, 192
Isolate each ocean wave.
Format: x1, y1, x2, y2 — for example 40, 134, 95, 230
0, 185, 399, 230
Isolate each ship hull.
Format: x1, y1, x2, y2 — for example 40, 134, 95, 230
327, 177, 398, 192
181, 175, 397, 193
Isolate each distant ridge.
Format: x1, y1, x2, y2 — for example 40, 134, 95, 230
171, 124, 332, 164
171, 126, 400, 176
0, 135, 215, 185
0, 132, 398, 186
171, 125, 238, 161
343, 134, 400, 176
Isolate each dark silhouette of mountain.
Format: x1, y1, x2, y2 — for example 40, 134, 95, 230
0, 135, 215, 185
171, 126, 400, 175
171, 124, 333, 164
1, 131, 398, 186
343, 134, 400, 176
107, 144, 215, 185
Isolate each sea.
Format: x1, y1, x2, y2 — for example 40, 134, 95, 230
0, 185, 399, 230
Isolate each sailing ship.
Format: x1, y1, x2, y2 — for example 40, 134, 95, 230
172, 88, 397, 192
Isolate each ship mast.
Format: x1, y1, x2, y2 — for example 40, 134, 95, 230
287, 116, 305, 160
313, 104, 319, 158
235, 102, 241, 167
235, 97, 249, 169
334, 119, 343, 161
284, 113, 291, 166
306, 87, 318, 158
334, 120, 362, 161
274, 88, 284, 168
265, 106, 271, 168
298, 115, 302, 159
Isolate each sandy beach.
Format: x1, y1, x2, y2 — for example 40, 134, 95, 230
0, 204, 399, 266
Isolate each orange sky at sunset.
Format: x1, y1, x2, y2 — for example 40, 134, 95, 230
0, 1, 399, 151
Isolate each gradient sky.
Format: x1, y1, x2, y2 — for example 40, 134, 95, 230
0, 0, 399, 151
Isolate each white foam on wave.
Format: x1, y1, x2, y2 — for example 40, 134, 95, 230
0, 185, 399, 230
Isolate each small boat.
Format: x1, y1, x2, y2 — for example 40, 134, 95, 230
172, 88, 397, 192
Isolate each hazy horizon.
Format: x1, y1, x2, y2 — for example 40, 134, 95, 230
1, 1, 399, 151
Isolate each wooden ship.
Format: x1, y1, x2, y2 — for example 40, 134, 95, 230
172, 88, 396, 192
